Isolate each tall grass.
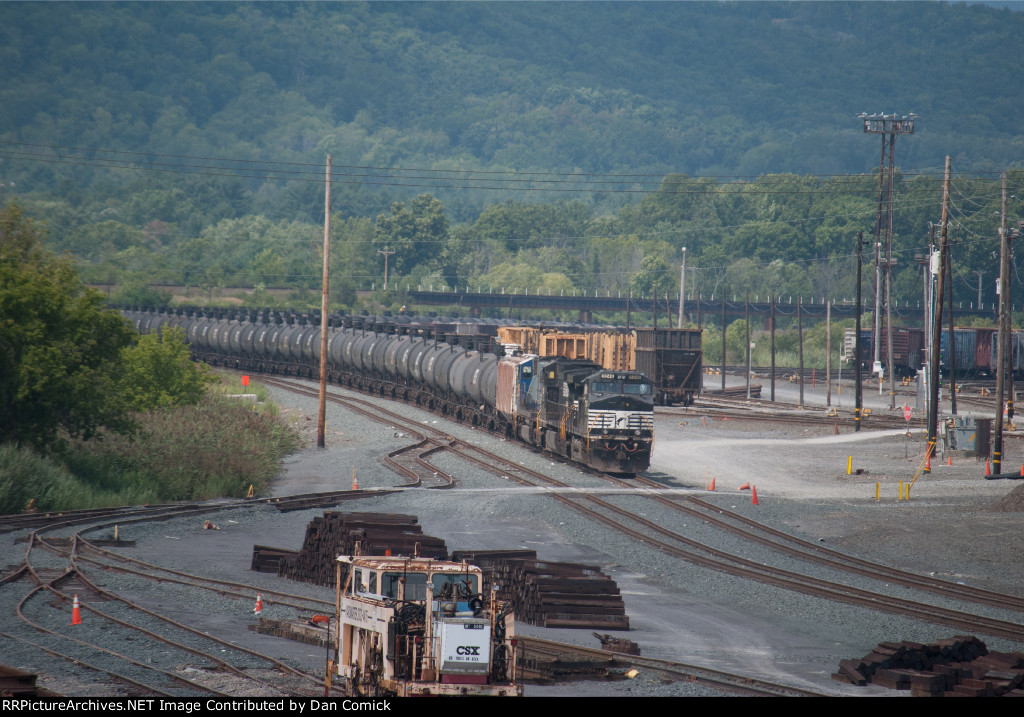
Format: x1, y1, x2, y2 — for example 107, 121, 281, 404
0, 442, 160, 514
62, 394, 302, 503
1, 390, 302, 515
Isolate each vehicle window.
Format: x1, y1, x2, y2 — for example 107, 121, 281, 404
382, 572, 428, 600
431, 573, 479, 598
623, 383, 650, 395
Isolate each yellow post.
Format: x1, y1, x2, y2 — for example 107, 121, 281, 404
875, 482, 880, 501
899, 480, 904, 500
847, 456, 852, 475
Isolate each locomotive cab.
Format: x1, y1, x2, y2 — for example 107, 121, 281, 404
584, 371, 655, 472
332, 555, 521, 697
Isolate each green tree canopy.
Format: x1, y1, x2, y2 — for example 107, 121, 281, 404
119, 326, 217, 412
0, 204, 136, 451
373, 194, 450, 276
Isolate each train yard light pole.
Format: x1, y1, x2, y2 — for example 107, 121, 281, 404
678, 247, 686, 329
861, 113, 916, 411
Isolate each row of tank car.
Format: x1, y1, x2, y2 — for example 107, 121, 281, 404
123, 307, 654, 474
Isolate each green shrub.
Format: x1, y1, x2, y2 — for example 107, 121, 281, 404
62, 394, 302, 502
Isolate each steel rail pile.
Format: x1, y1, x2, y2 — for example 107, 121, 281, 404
272, 512, 448, 587
456, 553, 628, 630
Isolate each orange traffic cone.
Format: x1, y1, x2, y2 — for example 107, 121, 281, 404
71, 594, 82, 625
708, 477, 716, 491
834, 423, 839, 435
986, 460, 991, 477
738, 482, 750, 491
352, 475, 359, 490
751, 486, 759, 505
254, 594, 263, 616
947, 456, 952, 466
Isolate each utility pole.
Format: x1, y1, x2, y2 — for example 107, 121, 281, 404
973, 270, 985, 309
826, 300, 832, 407
721, 295, 727, 393
855, 232, 864, 432
798, 297, 805, 408
678, 247, 686, 328
378, 248, 396, 291
945, 232, 957, 416
745, 293, 751, 400
927, 156, 952, 472
317, 155, 332, 449
993, 173, 1013, 477
860, 112, 916, 411
770, 294, 776, 402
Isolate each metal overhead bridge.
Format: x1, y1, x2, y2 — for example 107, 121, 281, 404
388, 289, 995, 326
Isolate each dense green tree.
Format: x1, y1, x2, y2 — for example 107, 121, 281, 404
119, 327, 216, 412
0, 204, 135, 451
478, 262, 574, 295
631, 254, 675, 299
373, 194, 450, 276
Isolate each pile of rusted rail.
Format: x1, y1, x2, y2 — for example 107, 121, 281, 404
0, 664, 55, 697
834, 636, 1024, 697
454, 551, 628, 631
262, 512, 448, 587
252, 517, 629, 631
250, 545, 298, 574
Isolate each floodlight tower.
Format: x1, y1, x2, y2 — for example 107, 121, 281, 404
860, 112, 916, 410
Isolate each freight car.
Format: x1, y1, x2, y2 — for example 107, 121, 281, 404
124, 308, 654, 474
497, 326, 702, 406
843, 326, 1024, 379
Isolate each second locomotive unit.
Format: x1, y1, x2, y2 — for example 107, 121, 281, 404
124, 308, 655, 474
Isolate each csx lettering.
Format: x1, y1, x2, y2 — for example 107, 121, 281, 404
456, 646, 481, 656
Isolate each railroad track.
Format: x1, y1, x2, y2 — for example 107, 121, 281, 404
0, 503, 339, 697
519, 636, 828, 697
260, 375, 1024, 647
671, 395, 1022, 434
10, 372, 1012, 697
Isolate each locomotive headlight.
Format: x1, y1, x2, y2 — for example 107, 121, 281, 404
634, 430, 641, 436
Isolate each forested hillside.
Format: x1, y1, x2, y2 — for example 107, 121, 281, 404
1, 1, 1022, 316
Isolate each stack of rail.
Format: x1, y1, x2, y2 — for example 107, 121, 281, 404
266, 512, 448, 587
453, 552, 629, 631
833, 636, 1024, 697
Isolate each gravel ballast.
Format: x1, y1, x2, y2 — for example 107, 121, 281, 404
3, 375, 1022, 698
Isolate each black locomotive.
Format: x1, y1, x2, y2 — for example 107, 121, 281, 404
124, 308, 654, 474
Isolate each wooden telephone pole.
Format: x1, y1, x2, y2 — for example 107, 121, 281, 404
317, 156, 331, 449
